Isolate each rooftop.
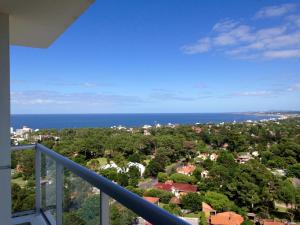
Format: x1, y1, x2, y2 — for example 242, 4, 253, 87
155, 182, 197, 193
211, 211, 244, 225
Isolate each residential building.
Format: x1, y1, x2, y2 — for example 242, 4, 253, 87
154, 181, 197, 197
261, 219, 285, 225
176, 164, 196, 176
210, 153, 219, 161
202, 202, 216, 218
201, 170, 210, 179
210, 212, 244, 225
143, 197, 160, 205
197, 153, 210, 160
236, 152, 253, 164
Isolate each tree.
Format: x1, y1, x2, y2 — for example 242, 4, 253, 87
64, 211, 85, 225
287, 163, 300, 178
144, 160, 164, 177
77, 195, 100, 225
217, 151, 236, 167
144, 189, 173, 204
204, 191, 236, 212
241, 220, 254, 225
99, 168, 118, 182
128, 166, 141, 180
158, 172, 169, 182
276, 180, 296, 207
199, 212, 207, 225
169, 173, 196, 184
193, 167, 203, 181
163, 203, 182, 216
117, 172, 129, 187
181, 192, 202, 212
110, 203, 136, 225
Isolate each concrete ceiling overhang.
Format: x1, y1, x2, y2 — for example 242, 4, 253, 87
0, 0, 95, 48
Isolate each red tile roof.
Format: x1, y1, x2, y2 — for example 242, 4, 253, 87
263, 220, 284, 225
176, 165, 196, 175
211, 211, 244, 225
143, 196, 159, 204
154, 182, 197, 193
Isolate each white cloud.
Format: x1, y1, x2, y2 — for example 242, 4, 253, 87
254, 3, 297, 19
11, 91, 143, 106
263, 49, 300, 59
212, 19, 239, 32
287, 83, 300, 91
150, 89, 197, 101
286, 14, 300, 27
234, 90, 273, 97
182, 3, 300, 60
182, 37, 211, 54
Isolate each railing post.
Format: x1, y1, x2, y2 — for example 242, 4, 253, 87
35, 147, 41, 214
100, 192, 110, 225
56, 163, 64, 225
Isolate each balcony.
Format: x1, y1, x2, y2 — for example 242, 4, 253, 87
11, 144, 189, 225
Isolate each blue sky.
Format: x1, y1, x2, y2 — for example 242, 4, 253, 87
11, 0, 300, 114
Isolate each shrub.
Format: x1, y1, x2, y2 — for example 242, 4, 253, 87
169, 173, 196, 184
144, 189, 173, 204
157, 172, 169, 182
181, 192, 202, 212
163, 203, 182, 216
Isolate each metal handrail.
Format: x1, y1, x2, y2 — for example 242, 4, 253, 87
14, 144, 190, 225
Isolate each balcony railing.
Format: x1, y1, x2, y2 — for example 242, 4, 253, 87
11, 144, 190, 225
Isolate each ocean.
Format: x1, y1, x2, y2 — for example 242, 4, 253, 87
11, 113, 276, 130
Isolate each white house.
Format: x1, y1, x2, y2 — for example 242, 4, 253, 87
101, 162, 122, 173
210, 153, 219, 161
201, 170, 209, 178
197, 153, 209, 160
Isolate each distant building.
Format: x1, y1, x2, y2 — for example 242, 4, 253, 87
270, 169, 286, 177
202, 202, 216, 218
192, 126, 202, 134
210, 212, 244, 225
144, 129, 151, 136
142, 125, 152, 129
176, 164, 196, 176
197, 153, 209, 160
236, 152, 253, 164
210, 153, 219, 161
101, 161, 122, 173
201, 170, 209, 179
154, 181, 197, 197
143, 197, 159, 205
15, 126, 33, 138
291, 177, 300, 188
261, 219, 285, 225
222, 143, 229, 149
155, 123, 161, 128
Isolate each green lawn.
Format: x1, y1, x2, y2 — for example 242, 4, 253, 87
185, 212, 201, 218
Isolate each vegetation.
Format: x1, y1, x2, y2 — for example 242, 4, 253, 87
11, 117, 300, 223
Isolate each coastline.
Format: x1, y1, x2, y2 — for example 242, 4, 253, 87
10, 112, 296, 130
